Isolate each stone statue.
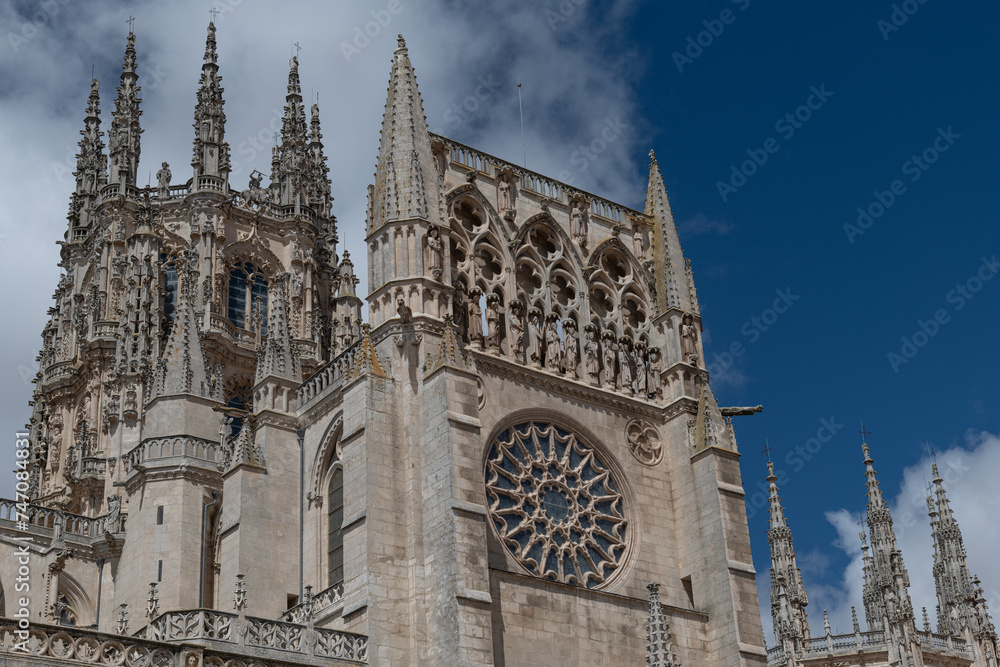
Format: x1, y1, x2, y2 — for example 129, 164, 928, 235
468, 288, 483, 348
618, 336, 634, 394
452, 289, 468, 342
634, 340, 647, 396
570, 201, 587, 245
632, 227, 646, 262
498, 175, 514, 213
584, 325, 600, 384
647, 347, 662, 399
544, 314, 562, 372
509, 300, 525, 361
562, 319, 579, 379
485, 294, 501, 351
601, 331, 617, 387
396, 297, 413, 323
527, 308, 542, 368
156, 162, 171, 198
425, 225, 443, 280
106, 495, 122, 533
680, 313, 699, 365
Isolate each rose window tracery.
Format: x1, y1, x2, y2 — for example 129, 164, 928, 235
485, 421, 628, 589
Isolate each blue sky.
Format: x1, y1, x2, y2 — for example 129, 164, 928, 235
0, 0, 997, 642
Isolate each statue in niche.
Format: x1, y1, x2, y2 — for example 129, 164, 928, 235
618, 336, 634, 394
601, 331, 617, 387
647, 347, 663, 399
452, 288, 468, 343
527, 308, 543, 368
562, 318, 579, 379
156, 162, 171, 198
570, 201, 588, 246
634, 339, 648, 396
508, 300, 525, 360
467, 288, 484, 348
544, 314, 562, 372
485, 294, 501, 351
680, 312, 699, 365
425, 225, 444, 280
632, 226, 647, 262
498, 173, 515, 219
584, 324, 600, 384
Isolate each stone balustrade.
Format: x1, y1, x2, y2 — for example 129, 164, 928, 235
279, 582, 345, 624
767, 629, 971, 665
0, 498, 126, 538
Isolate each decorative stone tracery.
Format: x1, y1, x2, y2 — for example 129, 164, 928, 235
485, 421, 628, 589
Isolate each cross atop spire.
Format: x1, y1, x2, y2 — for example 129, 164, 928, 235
209, 7, 220, 23
858, 420, 872, 442
762, 439, 773, 463
126, 15, 135, 33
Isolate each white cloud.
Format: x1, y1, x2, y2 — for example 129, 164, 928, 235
0, 0, 646, 498
759, 431, 1000, 646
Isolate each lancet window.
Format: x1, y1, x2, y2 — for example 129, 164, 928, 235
227, 262, 268, 334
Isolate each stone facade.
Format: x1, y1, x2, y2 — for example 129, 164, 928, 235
1, 25, 773, 666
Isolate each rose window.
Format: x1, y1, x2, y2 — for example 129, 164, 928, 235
485, 421, 628, 589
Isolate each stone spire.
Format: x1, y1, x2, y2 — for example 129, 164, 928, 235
68, 78, 108, 233
255, 273, 299, 384
191, 21, 230, 186
369, 35, 440, 232
862, 439, 921, 664
644, 150, 695, 314
272, 56, 309, 209
929, 463, 983, 637
307, 102, 334, 234
108, 31, 142, 189
646, 582, 680, 666
766, 461, 810, 647
860, 528, 883, 630
158, 254, 209, 397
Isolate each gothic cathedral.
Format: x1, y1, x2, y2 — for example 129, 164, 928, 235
0, 22, 995, 667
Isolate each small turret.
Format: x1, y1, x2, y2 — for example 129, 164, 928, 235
191, 21, 230, 189
108, 32, 142, 189
68, 79, 108, 235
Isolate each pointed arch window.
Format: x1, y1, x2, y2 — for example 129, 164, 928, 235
327, 466, 344, 586
227, 262, 268, 334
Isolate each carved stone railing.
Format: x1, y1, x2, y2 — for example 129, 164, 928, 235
0, 619, 366, 666
280, 582, 345, 623
80, 456, 107, 478
124, 435, 222, 472
43, 360, 79, 384
146, 608, 367, 663
93, 320, 119, 339
0, 498, 126, 538
767, 628, 972, 665
439, 134, 639, 225
297, 342, 360, 406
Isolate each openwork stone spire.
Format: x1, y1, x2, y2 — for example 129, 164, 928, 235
159, 253, 209, 397
192, 21, 230, 185
766, 461, 810, 647
69, 78, 108, 232
108, 31, 142, 188
255, 273, 299, 384
646, 583, 680, 666
644, 150, 695, 314
308, 103, 334, 231
272, 56, 309, 208
370, 35, 440, 232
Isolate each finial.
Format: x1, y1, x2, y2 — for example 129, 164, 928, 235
146, 581, 159, 619
922, 606, 931, 633
858, 420, 872, 442
117, 603, 129, 634
209, 6, 220, 24
396, 34, 406, 50
649, 149, 657, 162
294, 41, 302, 58
851, 606, 860, 633
762, 438, 773, 463
126, 15, 135, 34
233, 573, 247, 613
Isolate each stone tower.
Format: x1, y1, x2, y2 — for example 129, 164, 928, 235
3, 26, 776, 667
